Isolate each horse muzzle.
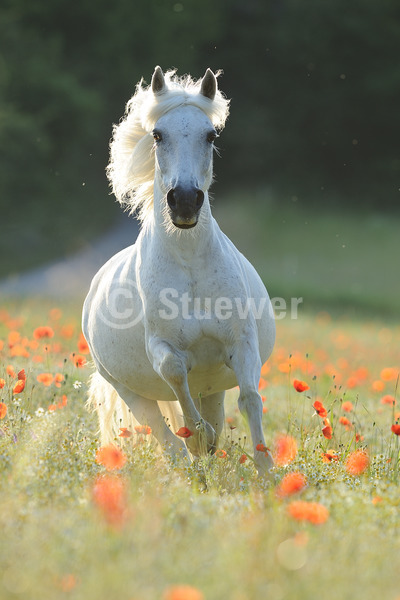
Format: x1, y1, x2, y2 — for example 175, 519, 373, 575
167, 186, 204, 229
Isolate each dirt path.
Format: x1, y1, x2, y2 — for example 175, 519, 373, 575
0, 214, 139, 301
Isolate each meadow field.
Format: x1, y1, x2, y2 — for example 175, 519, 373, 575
0, 294, 399, 600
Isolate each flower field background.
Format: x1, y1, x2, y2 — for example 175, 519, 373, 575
0, 299, 399, 600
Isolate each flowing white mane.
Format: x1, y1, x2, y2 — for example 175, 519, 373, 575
107, 69, 230, 222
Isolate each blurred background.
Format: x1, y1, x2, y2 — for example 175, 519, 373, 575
1, 0, 399, 314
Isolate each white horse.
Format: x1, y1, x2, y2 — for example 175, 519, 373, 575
82, 67, 275, 475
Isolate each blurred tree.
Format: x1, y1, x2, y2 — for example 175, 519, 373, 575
0, 0, 399, 275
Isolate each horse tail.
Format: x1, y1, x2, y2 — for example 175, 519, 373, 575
86, 371, 183, 446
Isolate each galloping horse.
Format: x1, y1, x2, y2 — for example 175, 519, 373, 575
82, 67, 275, 475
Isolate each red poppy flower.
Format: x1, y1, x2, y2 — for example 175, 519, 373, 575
321, 450, 339, 463
17, 369, 26, 381
293, 379, 310, 392
239, 454, 247, 464
380, 395, 396, 406
276, 471, 307, 498
119, 427, 133, 438
70, 354, 87, 368
176, 427, 193, 438
341, 401, 353, 412
0, 378, 5, 389
255, 443, 269, 453
273, 434, 298, 466
33, 326, 54, 339
345, 450, 369, 476
0, 403, 7, 419
13, 379, 25, 394
95, 445, 127, 471
322, 421, 333, 439
313, 400, 327, 418
287, 501, 329, 525
77, 333, 90, 355
92, 475, 129, 527
391, 424, 400, 436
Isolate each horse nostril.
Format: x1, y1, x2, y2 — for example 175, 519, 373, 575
195, 190, 204, 209
167, 189, 177, 210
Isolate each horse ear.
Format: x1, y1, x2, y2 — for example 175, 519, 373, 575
152, 66, 166, 95
200, 68, 217, 100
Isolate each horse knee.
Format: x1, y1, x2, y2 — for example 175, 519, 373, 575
238, 391, 263, 419
158, 352, 186, 386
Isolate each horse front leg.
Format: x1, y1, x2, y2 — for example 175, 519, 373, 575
148, 338, 216, 455
228, 336, 274, 477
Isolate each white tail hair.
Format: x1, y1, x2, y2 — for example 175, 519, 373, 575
107, 68, 230, 222
86, 371, 183, 447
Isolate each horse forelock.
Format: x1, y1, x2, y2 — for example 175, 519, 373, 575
107, 70, 230, 223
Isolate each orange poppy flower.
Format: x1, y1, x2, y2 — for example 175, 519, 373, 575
77, 333, 90, 355
372, 380, 385, 392
176, 427, 193, 438
339, 416, 352, 429
58, 574, 77, 593
163, 585, 204, 600
57, 395, 68, 409
6, 365, 16, 378
0, 403, 7, 419
70, 354, 87, 368
134, 425, 152, 435
273, 434, 298, 466
293, 379, 310, 392
380, 367, 399, 381
37, 373, 54, 386
341, 401, 353, 412
119, 427, 133, 438
33, 326, 54, 339
215, 449, 227, 458
313, 400, 327, 418
391, 424, 400, 436
276, 471, 307, 498
372, 496, 383, 505
92, 475, 129, 527
239, 454, 247, 464
287, 501, 329, 525
95, 445, 127, 471
54, 373, 64, 388
345, 450, 369, 476
380, 395, 396, 406
8, 331, 21, 347
48, 404, 57, 412
0, 378, 6, 389
12, 379, 25, 394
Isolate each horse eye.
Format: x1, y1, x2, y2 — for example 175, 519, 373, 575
207, 131, 218, 144
153, 130, 162, 143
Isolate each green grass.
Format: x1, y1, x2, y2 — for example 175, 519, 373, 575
0, 299, 399, 600
214, 189, 400, 315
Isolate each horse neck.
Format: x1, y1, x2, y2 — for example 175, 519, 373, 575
151, 181, 216, 262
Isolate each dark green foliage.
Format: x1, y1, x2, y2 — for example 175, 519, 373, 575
1, 0, 399, 274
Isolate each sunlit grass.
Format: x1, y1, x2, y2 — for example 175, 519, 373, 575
0, 299, 399, 600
